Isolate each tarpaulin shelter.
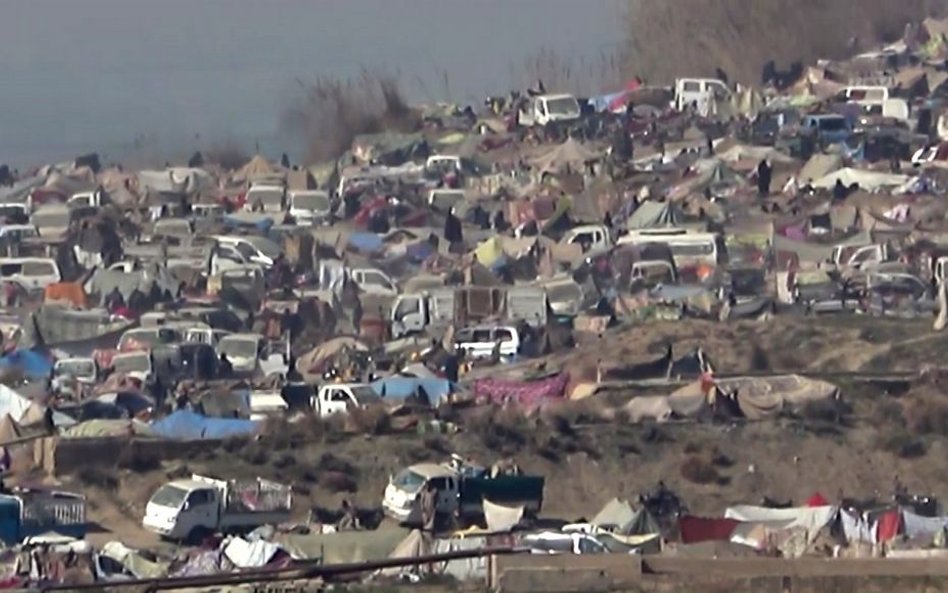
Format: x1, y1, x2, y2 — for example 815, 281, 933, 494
232, 156, 286, 185
626, 201, 684, 229
472, 373, 569, 407
150, 410, 259, 440
530, 138, 602, 174
371, 377, 452, 405
679, 516, 741, 544
810, 168, 910, 191
0, 349, 52, 380
591, 498, 660, 536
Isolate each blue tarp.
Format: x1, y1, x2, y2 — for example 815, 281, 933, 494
347, 233, 384, 253
222, 214, 274, 234
0, 350, 52, 379
371, 377, 453, 405
150, 410, 259, 440
406, 241, 435, 263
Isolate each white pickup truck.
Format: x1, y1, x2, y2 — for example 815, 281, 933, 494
142, 474, 292, 542
313, 383, 382, 417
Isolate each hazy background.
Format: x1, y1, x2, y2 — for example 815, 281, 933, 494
0, 0, 625, 167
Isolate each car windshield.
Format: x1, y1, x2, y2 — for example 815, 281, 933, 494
292, 193, 330, 210
149, 485, 189, 508
819, 118, 848, 132
219, 338, 258, 359
113, 353, 151, 373
56, 360, 95, 378
392, 469, 427, 494
547, 97, 580, 115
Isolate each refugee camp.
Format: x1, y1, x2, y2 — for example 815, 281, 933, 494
10, 2, 948, 592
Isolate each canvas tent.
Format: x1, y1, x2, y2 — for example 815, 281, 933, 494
626, 201, 684, 229
590, 498, 661, 536
810, 168, 910, 191
530, 138, 602, 174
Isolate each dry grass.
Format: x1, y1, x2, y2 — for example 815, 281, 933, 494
624, 0, 948, 84
281, 72, 420, 164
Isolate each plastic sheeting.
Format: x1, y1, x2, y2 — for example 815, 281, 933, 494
483, 499, 523, 533
371, 377, 452, 405
223, 537, 280, 569
150, 410, 260, 440
274, 528, 409, 563
724, 505, 836, 543
0, 350, 52, 380
810, 167, 910, 191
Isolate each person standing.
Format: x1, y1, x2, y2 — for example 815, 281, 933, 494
444, 208, 463, 253
756, 159, 772, 197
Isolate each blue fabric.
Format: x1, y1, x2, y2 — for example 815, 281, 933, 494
347, 232, 384, 253
151, 410, 259, 440
371, 377, 452, 405
0, 350, 52, 379
222, 214, 274, 233
405, 241, 435, 263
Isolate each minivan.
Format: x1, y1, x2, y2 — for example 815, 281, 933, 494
0, 257, 61, 291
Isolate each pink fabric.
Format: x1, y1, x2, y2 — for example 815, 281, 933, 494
473, 374, 569, 407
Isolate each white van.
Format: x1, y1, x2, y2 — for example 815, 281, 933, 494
0, 257, 61, 291
454, 325, 520, 360
288, 190, 331, 226
519, 93, 582, 127
841, 86, 909, 121
618, 228, 723, 268
674, 78, 731, 115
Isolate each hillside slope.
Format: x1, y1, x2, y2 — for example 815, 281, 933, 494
625, 0, 947, 83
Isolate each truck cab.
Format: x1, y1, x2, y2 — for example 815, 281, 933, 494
562, 224, 614, 255
68, 190, 106, 209
312, 383, 382, 417
244, 183, 286, 214
454, 325, 520, 360
674, 78, 730, 115
830, 243, 890, 270
390, 289, 455, 338
519, 93, 582, 127
288, 190, 332, 226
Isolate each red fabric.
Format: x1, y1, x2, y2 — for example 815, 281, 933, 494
679, 516, 740, 544
806, 492, 829, 507
876, 509, 902, 543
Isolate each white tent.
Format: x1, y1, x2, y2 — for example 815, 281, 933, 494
810, 167, 910, 191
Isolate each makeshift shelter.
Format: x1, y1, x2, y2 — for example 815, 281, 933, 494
530, 138, 602, 174
232, 155, 285, 185
810, 168, 910, 191
371, 377, 452, 405
626, 201, 684, 229
714, 375, 839, 421
150, 410, 259, 440
591, 498, 660, 536
0, 349, 52, 380
274, 528, 409, 563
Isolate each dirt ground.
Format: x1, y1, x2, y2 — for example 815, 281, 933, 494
43, 316, 948, 548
